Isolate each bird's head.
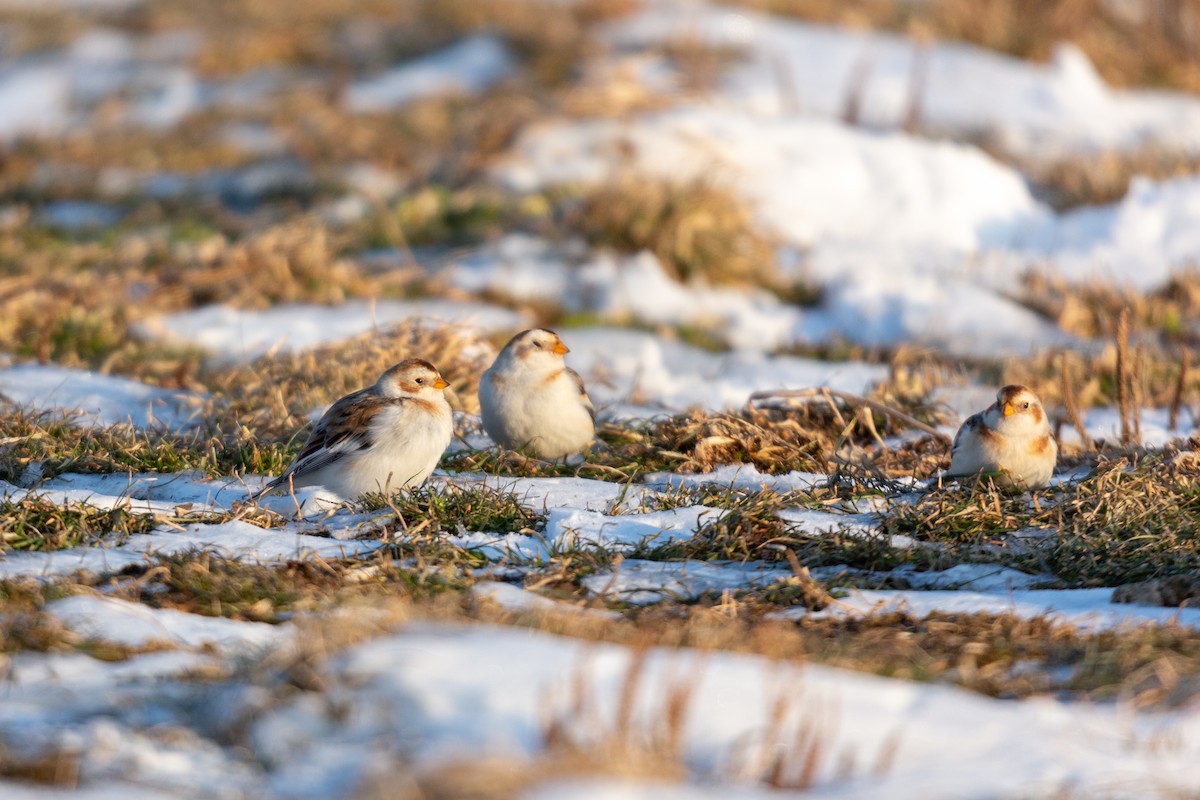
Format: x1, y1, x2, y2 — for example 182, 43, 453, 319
992, 384, 1047, 432
377, 358, 449, 398
498, 328, 570, 369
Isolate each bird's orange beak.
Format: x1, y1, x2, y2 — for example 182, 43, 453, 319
553, 341, 569, 356
433, 377, 449, 390
1002, 402, 1015, 416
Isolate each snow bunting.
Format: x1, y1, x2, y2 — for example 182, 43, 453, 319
945, 384, 1056, 490
478, 328, 595, 459
255, 358, 452, 500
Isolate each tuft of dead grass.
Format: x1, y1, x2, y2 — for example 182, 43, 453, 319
0, 217, 424, 383
1021, 149, 1200, 210
0, 497, 158, 552
446, 392, 950, 488
563, 178, 784, 290
0, 409, 296, 484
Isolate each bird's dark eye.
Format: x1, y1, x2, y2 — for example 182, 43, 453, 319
1023, 402, 1029, 409
533, 341, 542, 349
415, 377, 424, 385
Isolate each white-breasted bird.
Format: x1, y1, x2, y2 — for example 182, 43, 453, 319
478, 328, 595, 460
254, 358, 452, 500
945, 384, 1057, 490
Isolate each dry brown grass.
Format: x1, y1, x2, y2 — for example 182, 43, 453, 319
1019, 270, 1200, 343
0, 741, 81, 788
1021, 149, 1200, 210
446, 389, 949, 485
0, 498, 158, 552
565, 178, 788, 290
0, 218, 424, 384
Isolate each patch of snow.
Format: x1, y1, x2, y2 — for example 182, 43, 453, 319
220, 121, 288, 157
494, 107, 1072, 357
345, 35, 515, 111
605, 4, 1200, 160
0, 546, 149, 580
136, 300, 526, 363
37, 471, 252, 514
443, 237, 811, 352
442, 233, 581, 302
310, 622, 1200, 795
1038, 175, 1200, 290
0, 782, 182, 800
887, 563, 1054, 592
47, 595, 289, 654
647, 464, 827, 494
472, 580, 620, 618
527, 778, 780, 800
806, 261, 1074, 355
440, 473, 654, 513
563, 327, 889, 413
120, 519, 382, 562
804, 587, 1200, 630
0, 63, 71, 140
128, 67, 200, 128
39, 200, 122, 230
0, 364, 204, 430
582, 558, 791, 604
449, 505, 713, 563
498, 107, 1046, 255
546, 505, 712, 552
1060, 406, 1198, 449
0, 514, 382, 581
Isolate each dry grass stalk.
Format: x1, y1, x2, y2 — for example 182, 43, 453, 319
539, 645, 693, 782
1116, 308, 1133, 445
841, 49, 872, 126
1060, 352, 1093, 452
902, 38, 931, 134
1169, 347, 1190, 432
749, 387, 952, 445
756, 691, 840, 790
1133, 341, 1145, 444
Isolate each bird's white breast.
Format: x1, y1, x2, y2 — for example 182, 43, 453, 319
328, 399, 452, 497
480, 365, 593, 458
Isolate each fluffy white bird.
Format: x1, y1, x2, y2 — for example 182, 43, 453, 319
945, 384, 1057, 490
478, 328, 595, 460
255, 358, 452, 500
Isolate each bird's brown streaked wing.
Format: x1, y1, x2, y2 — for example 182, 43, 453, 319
263, 389, 382, 491
951, 412, 983, 456
566, 367, 595, 422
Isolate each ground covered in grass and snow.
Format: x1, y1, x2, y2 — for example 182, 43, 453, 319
6, 0, 1200, 798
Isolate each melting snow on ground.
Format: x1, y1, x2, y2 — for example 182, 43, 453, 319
5, 619, 1200, 798
0, 364, 205, 430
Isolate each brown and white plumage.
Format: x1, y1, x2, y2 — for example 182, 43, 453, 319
255, 358, 452, 500
478, 328, 595, 459
945, 384, 1057, 490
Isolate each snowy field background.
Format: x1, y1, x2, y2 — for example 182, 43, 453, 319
3, 0, 1200, 797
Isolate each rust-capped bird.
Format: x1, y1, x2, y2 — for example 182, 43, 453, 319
945, 384, 1056, 490
255, 358, 452, 500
